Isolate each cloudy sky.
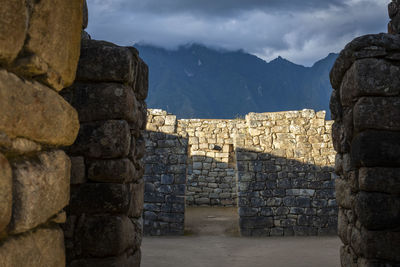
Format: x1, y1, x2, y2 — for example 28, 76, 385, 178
86, 0, 388, 66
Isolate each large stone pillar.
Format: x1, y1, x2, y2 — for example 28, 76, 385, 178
330, 2, 400, 265
0, 0, 83, 266
61, 11, 148, 265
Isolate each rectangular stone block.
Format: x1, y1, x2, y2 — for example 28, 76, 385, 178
0, 153, 12, 232
0, 69, 79, 146
87, 158, 136, 183
70, 156, 86, 185
128, 181, 145, 218
0, 0, 26, 65
62, 83, 140, 123
351, 130, 400, 167
76, 39, 137, 84
351, 226, 400, 262
0, 227, 65, 267
359, 167, 400, 194
354, 191, 400, 230
74, 215, 135, 258
9, 150, 70, 234
69, 183, 130, 215
69, 120, 131, 159
340, 58, 400, 106
354, 97, 400, 131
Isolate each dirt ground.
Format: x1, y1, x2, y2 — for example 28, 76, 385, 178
141, 207, 341, 267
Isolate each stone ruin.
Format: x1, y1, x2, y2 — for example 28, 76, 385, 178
143, 109, 338, 236
0, 0, 399, 266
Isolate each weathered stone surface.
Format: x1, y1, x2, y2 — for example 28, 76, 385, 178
133, 58, 149, 101
76, 40, 137, 84
0, 153, 12, 232
351, 130, 400, 167
340, 59, 400, 107
69, 120, 131, 159
9, 150, 70, 234
335, 179, 353, 210
23, 0, 83, 90
0, 69, 79, 146
62, 83, 139, 123
75, 215, 135, 257
128, 181, 145, 218
354, 97, 400, 131
0, 227, 65, 267
351, 227, 400, 262
0, 0, 27, 65
359, 167, 400, 194
87, 159, 136, 183
354, 191, 400, 230
69, 183, 130, 215
70, 156, 86, 185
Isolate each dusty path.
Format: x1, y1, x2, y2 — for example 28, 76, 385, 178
142, 207, 341, 267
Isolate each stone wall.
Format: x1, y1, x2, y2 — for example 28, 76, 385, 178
143, 110, 188, 235
0, 0, 83, 266
237, 110, 337, 236
330, 2, 400, 265
60, 6, 149, 267
144, 109, 337, 236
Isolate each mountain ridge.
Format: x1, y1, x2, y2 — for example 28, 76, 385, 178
134, 43, 338, 119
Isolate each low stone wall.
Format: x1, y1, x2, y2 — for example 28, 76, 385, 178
237, 110, 337, 236
330, 7, 400, 264
144, 109, 337, 236
0, 0, 83, 266
61, 31, 148, 267
143, 110, 188, 235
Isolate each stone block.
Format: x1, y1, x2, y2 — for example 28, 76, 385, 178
9, 150, 70, 234
359, 167, 400, 194
354, 191, 400, 230
351, 226, 400, 262
76, 39, 137, 84
354, 97, 400, 131
62, 83, 139, 123
23, 0, 83, 90
69, 183, 130, 215
240, 217, 273, 229
0, 0, 27, 65
0, 69, 79, 146
74, 215, 135, 258
340, 58, 400, 106
70, 120, 131, 159
129, 181, 145, 218
0, 153, 12, 232
335, 178, 353, 209
70, 156, 86, 185
351, 130, 400, 167
87, 159, 136, 183
0, 227, 65, 267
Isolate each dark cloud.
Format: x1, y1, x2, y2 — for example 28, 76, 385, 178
87, 0, 388, 66
118, 0, 349, 16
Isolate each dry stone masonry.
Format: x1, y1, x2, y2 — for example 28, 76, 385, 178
143, 110, 188, 235
144, 109, 338, 236
0, 0, 83, 266
61, 11, 149, 267
330, 2, 400, 266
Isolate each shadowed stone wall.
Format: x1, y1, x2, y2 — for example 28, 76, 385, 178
144, 109, 337, 236
60, 6, 149, 267
0, 0, 83, 266
330, 2, 400, 265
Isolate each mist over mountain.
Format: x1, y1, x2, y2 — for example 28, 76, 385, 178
134, 44, 337, 119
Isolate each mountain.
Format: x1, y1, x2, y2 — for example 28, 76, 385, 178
134, 43, 338, 119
